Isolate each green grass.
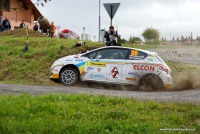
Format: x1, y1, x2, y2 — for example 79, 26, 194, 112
0, 94, 199, 134
0, 36, 161, 85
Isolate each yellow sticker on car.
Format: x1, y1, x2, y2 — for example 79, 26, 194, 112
90, 62, 106, 67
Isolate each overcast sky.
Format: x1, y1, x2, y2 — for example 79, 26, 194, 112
32, 0, 200, 41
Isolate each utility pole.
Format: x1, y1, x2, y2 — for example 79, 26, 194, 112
99, 0, 101, 42
110, 5, 113, 26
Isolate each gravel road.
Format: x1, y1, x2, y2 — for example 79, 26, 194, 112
0, 83, 200, 103
1, 46, 200, 103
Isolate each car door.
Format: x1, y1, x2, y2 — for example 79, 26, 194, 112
81, 48, 129, 82
93, 48, 129, 82
123, 49, 148, 85
81, 50, 108, 81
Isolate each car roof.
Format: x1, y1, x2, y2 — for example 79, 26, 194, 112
86, 46, 152, 54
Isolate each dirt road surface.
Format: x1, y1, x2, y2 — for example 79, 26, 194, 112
153, 46, 200, 66
0, 83, 200, 103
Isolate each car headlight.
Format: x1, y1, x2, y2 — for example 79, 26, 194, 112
50, 60, 64, 72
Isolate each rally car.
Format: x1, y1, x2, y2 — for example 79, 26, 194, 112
49, 46, 172, 90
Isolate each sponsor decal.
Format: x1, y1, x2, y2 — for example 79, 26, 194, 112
75, 59, 83, 62
128, 72, 139, 77
129, 55, 133, 59
85, 61, 90, 66
126, 77, 136, 81
90, 62, 106, 67
65, 59, 73, 61
132, 56, 144, 60
97, 68, 101, 72
133, 65, 154, 71
89, 73, 105, 79
110, 66, 123, 79
87, 67, 94, 71
157, 64, 168, 73
148, 58, 154, 61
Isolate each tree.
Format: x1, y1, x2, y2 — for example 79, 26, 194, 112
0, 0, 5, 11
142, 27, 159, 43
121, 38, 127, 44
128, 36, 136, 44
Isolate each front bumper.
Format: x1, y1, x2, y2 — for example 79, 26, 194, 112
159, 71, 173, 88
49, 64, 63, 79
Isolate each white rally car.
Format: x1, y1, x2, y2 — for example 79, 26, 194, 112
49, 46, 172, 90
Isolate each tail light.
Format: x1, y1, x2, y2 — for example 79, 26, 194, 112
157, 64, 168, 74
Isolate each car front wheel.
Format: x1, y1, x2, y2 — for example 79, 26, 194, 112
139, 73, 164, 91
59, 67, 79, 85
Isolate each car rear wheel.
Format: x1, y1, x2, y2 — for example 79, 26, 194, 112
59, 67, 79, 85
139, 73, 164, 91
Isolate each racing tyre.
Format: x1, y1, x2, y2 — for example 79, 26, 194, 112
139, 73, 164, 91
59, 67, 79, 85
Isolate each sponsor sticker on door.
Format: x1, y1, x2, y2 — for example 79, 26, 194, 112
109, 66, 123, 79
133, 65, 154, 71
87, 67, 94, 71
97, 68, 101, 72
126, 77, 136, 81
89, 73, 105, 79
90, 62, 106, 67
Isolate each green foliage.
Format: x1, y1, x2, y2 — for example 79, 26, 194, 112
142, 27, 160, 43
121, 38, 127, 44
0, 0, 5, 11
0, 94, 199, 133
128, 36, 136, 44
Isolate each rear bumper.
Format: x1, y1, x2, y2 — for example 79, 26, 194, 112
159, 71, 173, 88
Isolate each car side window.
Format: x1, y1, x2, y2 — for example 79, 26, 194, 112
95, 48, 129, 59
82, 51, 98, 59
128, 49, 148, 60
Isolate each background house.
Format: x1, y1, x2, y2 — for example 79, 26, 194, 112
0, 0, 42, 29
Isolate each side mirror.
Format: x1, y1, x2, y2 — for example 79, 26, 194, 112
97, 55, 101, 59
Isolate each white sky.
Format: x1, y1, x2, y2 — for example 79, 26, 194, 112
32, 0, 200, 41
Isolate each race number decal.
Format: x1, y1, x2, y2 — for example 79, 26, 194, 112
131, 50, 138, 56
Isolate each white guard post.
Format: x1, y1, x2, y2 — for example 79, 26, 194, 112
101, 28, 106, 44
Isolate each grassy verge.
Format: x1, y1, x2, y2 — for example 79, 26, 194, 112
0, 36, 161, 85
0, 94, 199, 133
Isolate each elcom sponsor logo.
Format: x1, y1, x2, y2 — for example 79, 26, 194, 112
133, 65, 154, 71
89, 73, 105, 79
